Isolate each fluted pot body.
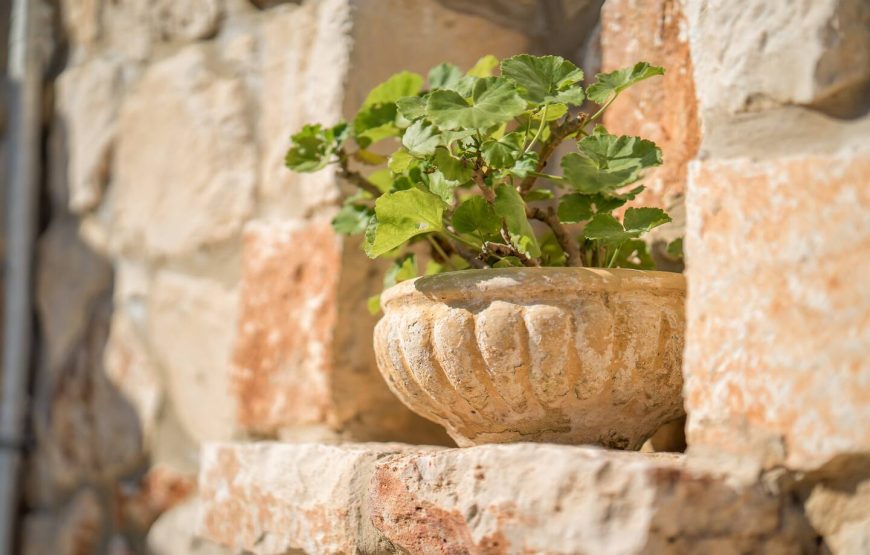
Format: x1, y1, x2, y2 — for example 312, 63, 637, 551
373, 268, 686, 449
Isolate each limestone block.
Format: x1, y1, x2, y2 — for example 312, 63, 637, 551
149, 270, 240, 443
198, 442, 423, 554
801, 457, 870, 555
148, 498, 232, 555
104, 307, 163, 445
111, 44, 255, 258
117, 463, 196, 534
600, 0, 699, 210
231, 220, 447, 443
21, 488, 105, 555
55, 55, 124, 214
685, 0, 870, 117
684, 151, 870, 471
371, 444, 811, 554
151, 0, 222, 42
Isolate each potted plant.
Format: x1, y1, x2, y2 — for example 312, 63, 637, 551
285, 54, 685, 449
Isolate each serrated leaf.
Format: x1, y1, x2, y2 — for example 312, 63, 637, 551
494, 184, 540, 258
561, 132, 661, 193
402, 120, 440, 156
500, 54, 585, 105
586, 62, 664, 104
367, 168, 392, 193
427, 170, 459, 203
396, 96, 427, 121
583, 213, 628, 243
353, 103, 398, 147
667, 237, 683, 258
332, 203, 373, 235
363, 71, 424, 108
532, 103, 568, 121
557, 193, 594, 223
453, 196, 500, 235
504, 151, 538, 178
365, 189, 446, 258
614, 239, 655, 270
428, 63, 463, 90
383, 254, 418, 289
540, 233, 567, 267
623, 207, 671, 233
481, 132, 524, 169
432, 147, 472, 182
467, 54, 499, 78
388, 150, 414, 173
285, 123, 343, 172
427, 77, 526, 130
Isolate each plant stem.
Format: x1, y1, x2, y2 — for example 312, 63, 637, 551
484, 241, 539, 267
519, 112, 587, 194
529, 171, 566, 182
427, 235, 457, 270
607, 246, 620, 268
588, 94, 617, 125
523, 103, 549, 155
337, 151, 382, 197
526, 206, 583, 267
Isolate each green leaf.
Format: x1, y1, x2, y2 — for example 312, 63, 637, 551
524, 189, 554, 202
500, 54, 585, 105
432, 147, 472, 182
362, 71, 424, 107
367, 168, 392, 193
583, 213, 628, 243
353, 103, 398, 147
493, 256, 523, 268
426, 77, 526, 130
561, 132, 661, 193
540, 233, 567, 266
388, 150, 414, 173
427, 171, 459, 203
504, 151, 538, 178
467, 54, 499, 78
367, 294, 382, 315
285, 123, 344, 172
613, 239, 655, 270
481, 132, 524, 169
494, 184, 540, 258
332, 203, 373, 235
365, 189, 446, 258
402, 120, 441, 156
532, 103, 568, 121
667, 237, 683, 258
557, 193, 594, 223
383, 254, 418, 289
428, 63, 463, 90
453, 196, 500, 235
396, 96, 427, 121
353, 149, 388, 165
586, 62, 664, 104
623, 207, 671, 233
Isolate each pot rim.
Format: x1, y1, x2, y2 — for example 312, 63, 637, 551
380, 267, 685, 310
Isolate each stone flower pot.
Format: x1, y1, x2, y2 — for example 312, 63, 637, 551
373, 268, 686, 448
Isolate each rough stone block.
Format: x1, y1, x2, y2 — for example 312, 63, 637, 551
600, 0, 699, 210
198, 442, 423, 554
684, 151, 870, 471
198, 442, 812, 554
685, 0, 870, 117
110, 44, 255, 258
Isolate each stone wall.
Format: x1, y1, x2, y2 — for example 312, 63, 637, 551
19, 0, 870, 553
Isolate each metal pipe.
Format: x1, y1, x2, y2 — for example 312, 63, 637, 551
0, 0, 41, 550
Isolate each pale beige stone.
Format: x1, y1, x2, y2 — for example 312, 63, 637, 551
149, 270, 240, 443
685, 0, 870, 117
684, 152, 870, 471
55, 55, 124, 213
151, 0, 222, 42
148, 498, 232, 555
373, 444, 812, 554
801, 457, 870, 555
111, 44, 255, 258
375, 268, 686, 448
198, 442, 423, 554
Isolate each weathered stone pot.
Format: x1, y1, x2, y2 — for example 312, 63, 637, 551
373, 268, 686, 449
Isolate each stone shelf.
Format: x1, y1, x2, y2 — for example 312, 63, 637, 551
198, 442, 813, 554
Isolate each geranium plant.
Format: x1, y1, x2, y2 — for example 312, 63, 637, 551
285, 54, 680, 312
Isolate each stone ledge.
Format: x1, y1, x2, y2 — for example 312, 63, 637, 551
199, 442, 813, 554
